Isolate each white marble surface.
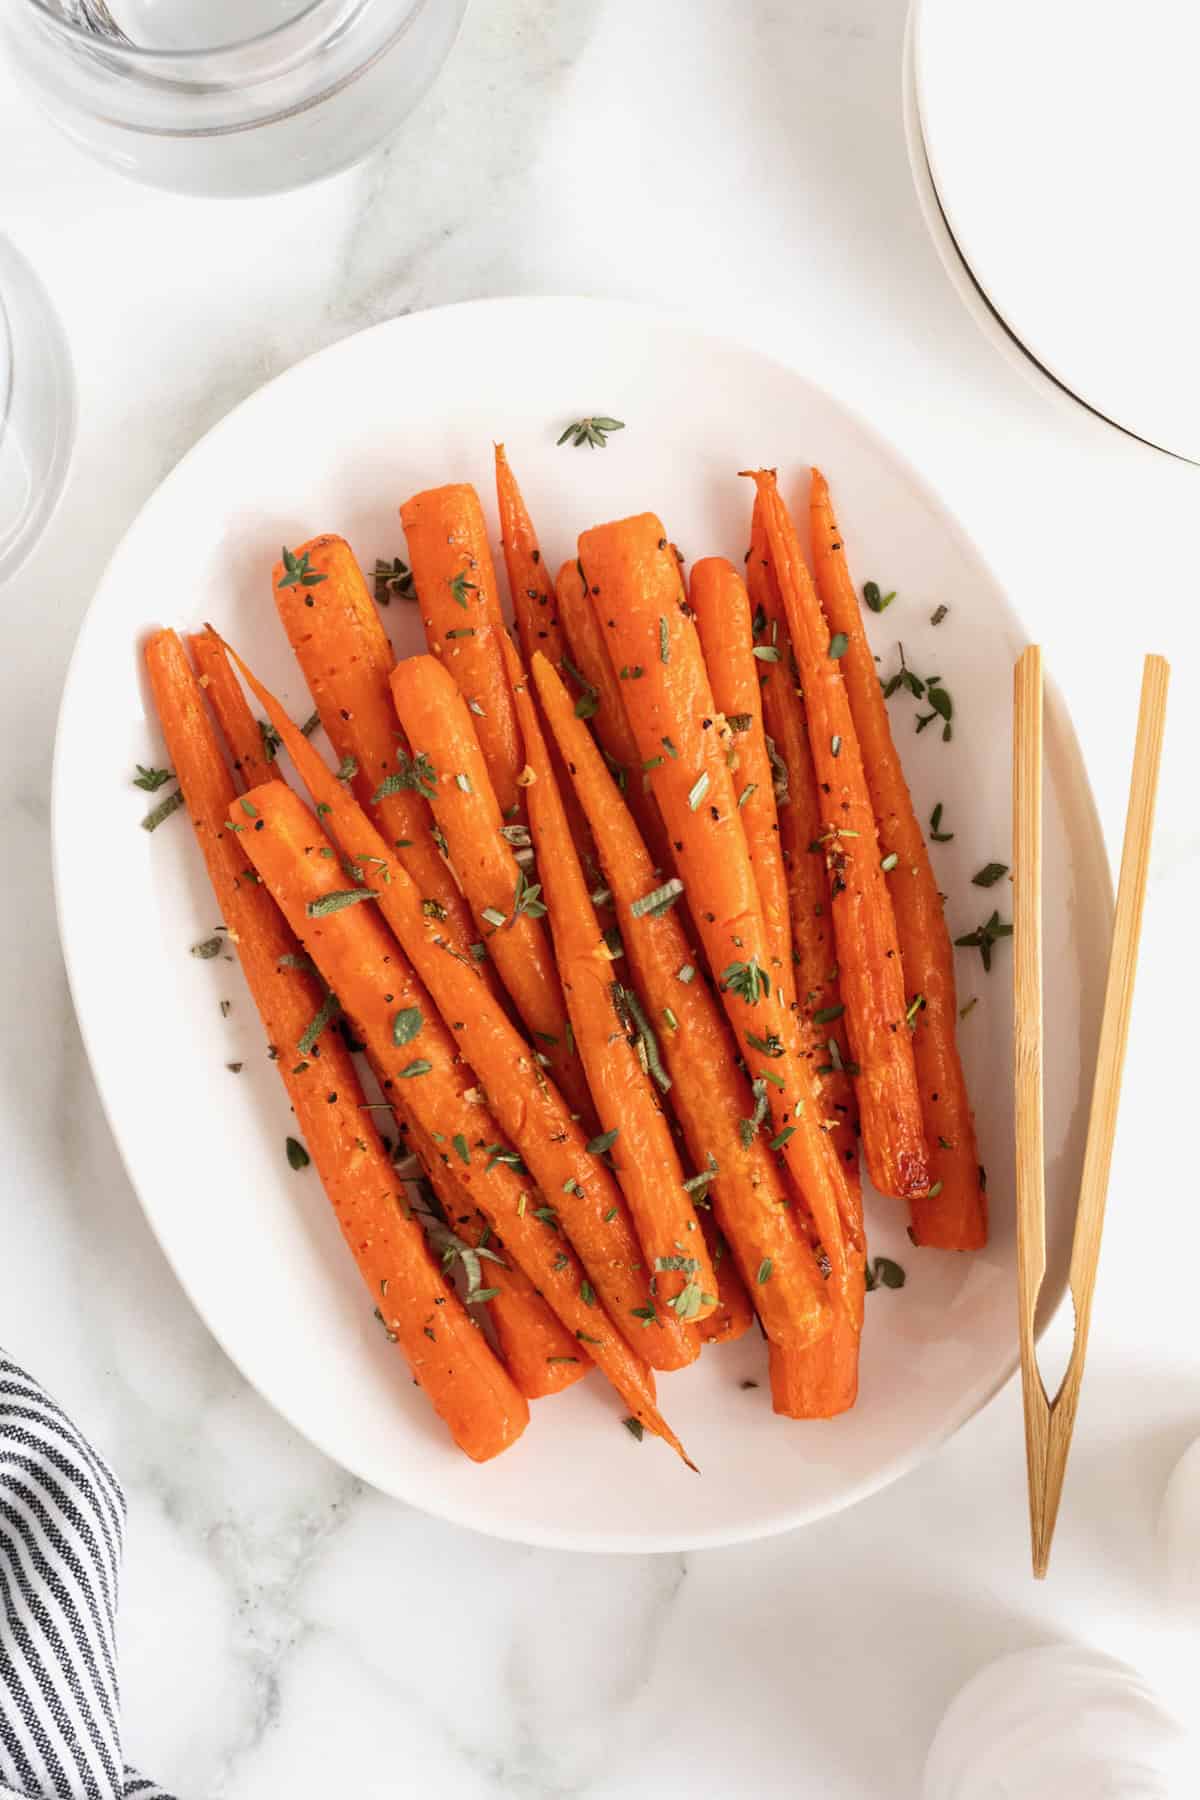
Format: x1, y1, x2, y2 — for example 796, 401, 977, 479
2, 3, 1198, 1795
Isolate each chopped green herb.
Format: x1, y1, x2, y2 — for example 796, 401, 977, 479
682, 1155, 719, 1198
863, 580, 895, 613
629, 1305, 657, 1328
954, 909, 1012, 973
334, 755, 358, 784
768, 1126, 795, 1151
141, 788, 185, 831
721, 958, 770, 1005
865, 1255, 906, 1291
587, 1129, 619, 1156
659, 617, 670, 664
752, 644, 781, 663
190, 936, 222, 960
397, 1060, 432, 1079
448, 571, 478, 608
298, 988, 341, 1056
392, 1006, 424, 1046
662, 1006, 678, 1031
306, 888, 379, 917
557, 416, 625, 449
812, 1003, 845, 1025
133, 763, 173, 792
452, 1133, 470, 1165
660, 736, 678, 759
929, 802, 954, 843
374, 556, 415, 604
301, 711, 321, 737
828, 631, 849, 659
630, 877, 684, 919
726, 713, 753, 734
677, 963, 696, 985
737, 782, 757, 810
580, 1280, 596, 1307
286, 1136, 310, 1170
830, 734, 842, 758
278, 546, 327, 590
373, 751, 437, 803
257, 718, 281, 763
622, 1416, 645, 1441
481, 906, 507, 929
972, 862, 1009, 889
455, 772, 472, 794
959, 995, 978, 1020
930, 604, 949, 627
445, 627, 476, 640
756, 1257, 773, 1285
746, 1029, 784, 1057
880, 852, 899, 872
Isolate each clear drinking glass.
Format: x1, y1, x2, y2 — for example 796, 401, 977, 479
0, 0, 468, 197
0, 237, 75, 588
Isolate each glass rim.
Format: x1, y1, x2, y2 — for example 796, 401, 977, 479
19, 0, 395, 63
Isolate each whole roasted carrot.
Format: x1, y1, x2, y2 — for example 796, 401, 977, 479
398, 1113, 588, 1399
749, 470, 930, 1202
745, 502, 860, 1185
495, 443, 568, 668
216, 636, 697, 1374
271, 535, 482, 975
533, 651, 830, 1349
810, 468, 986, 1249
388, 651, 594, 1123
231, 777, 692, 1462
506, 637, 719, 1323
690, 555, 793, 1010
187, 634, 584, 1405
145, 629, 527, 1463
577, 515, 855, 1296
400, 484, 524, 818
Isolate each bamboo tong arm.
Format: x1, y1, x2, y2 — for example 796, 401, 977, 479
1013, 650, 1169, 1577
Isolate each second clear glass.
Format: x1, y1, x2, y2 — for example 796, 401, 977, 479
0, 0, 468, 197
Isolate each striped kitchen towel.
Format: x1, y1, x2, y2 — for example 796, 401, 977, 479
0, 1351, 175, 1800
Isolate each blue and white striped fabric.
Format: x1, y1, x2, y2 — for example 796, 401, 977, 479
0, 1352, 174, 1800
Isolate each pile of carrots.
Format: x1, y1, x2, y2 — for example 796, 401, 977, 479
144, 452, 986, 1467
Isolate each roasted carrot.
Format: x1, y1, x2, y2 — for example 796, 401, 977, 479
400, 484, 524, 818
495, 443, 567, 668
397, 1112, 589, 1399
745, 503, 860, 1185
271, 535, 483, 975
555, 557, 678, 881
388, 651, 594, 1123
186, 639, 584, 1405
216, 635, 698, 1374
690, 556, 793, 1010
145, 629, 527, 1463
188, 631, 284, 788
505, 636, 719, 1323
231, 776, 692, 1461
810, 468, 986, 1249
749, 470, 930, 1202
576, 515, 856, 1297
693, 1213, 755, 1346
533, 651, 830, 1349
